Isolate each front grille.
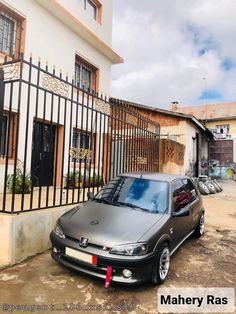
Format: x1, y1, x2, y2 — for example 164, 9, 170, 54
65, 235, 109, 251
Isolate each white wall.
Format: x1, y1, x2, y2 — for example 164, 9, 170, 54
57, 0, 112, 46
0, 205, 71, 266
182, 121, 198, 175
0, 0, 115, 188
2, 0, 113, 95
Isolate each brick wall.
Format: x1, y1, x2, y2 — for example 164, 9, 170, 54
160, 139, 185, 175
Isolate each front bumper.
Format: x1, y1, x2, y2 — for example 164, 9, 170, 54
50, 231, 155, 285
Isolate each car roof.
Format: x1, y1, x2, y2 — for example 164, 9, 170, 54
119, 172, 187, 182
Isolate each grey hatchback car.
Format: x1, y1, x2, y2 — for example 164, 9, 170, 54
50, 173, 205, 285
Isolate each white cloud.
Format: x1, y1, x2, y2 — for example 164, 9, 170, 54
111, 0, 236, 108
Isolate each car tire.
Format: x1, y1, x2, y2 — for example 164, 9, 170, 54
192, 177, 199, 185
151, 242, 170, 285
193, 212, 205, 238
198, 181, 210, 195
198, 175, 209, 182
212, 181, 221, 192
214, 180, 223, 192
205, 181, 216, 194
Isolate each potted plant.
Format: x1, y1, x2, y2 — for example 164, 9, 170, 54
7, 161, 31, 194
65, 171, 82, 189
82, 173, 103, 188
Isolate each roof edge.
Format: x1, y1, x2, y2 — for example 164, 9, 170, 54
172, 102, 236, 121
110, 97, 207, 131
200, 116, 236, 122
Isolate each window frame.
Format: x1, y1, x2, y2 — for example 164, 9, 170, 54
75, 54, 98, 92
216, 124, 230, 135
85, 0, 97, 20
72, 128, 93, 163
0, 111, 17, 161
80, 0, 102, 24
72, 130, 91, 151
0, 13, 15, 56
0, 3, 26, 59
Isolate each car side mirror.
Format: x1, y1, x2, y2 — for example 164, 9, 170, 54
87, 191, 94, 200
173, 209, 190, 217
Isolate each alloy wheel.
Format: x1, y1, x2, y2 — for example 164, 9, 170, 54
200, 214, 205, 234
159, 247, 170, 280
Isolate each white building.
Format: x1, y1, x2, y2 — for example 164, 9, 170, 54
0, 0, 123, 194
0, 0, 126, 266
0, 0, 123, 94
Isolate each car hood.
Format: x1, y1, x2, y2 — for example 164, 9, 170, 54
59, 201, 164, 247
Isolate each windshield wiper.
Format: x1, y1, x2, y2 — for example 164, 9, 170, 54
93, 198, 112, 204
114, 201, 149, 212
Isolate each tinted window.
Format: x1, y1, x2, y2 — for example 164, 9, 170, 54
172, 179, 190, 211
182, 179, 198, 203
94, 176, 169, 214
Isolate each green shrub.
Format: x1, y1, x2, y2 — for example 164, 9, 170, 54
7, 162, 31, 194
65, 170, 103, 188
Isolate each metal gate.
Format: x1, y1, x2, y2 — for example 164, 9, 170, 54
210, 140, 233, 166
0, 56, 160, 213
209, 139, 234, 179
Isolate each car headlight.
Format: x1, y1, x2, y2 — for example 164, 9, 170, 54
109, 243, 148, 256
54, 224, 65, 239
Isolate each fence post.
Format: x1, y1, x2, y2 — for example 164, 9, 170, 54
0, 66, 4, 151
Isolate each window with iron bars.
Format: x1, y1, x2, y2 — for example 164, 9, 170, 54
0, 13, 15, 56
75, 55, 97, 92
73, 131, 91, 150
0, 3, 24, 58
72, 130, 92, 163
0, 113, 16, 159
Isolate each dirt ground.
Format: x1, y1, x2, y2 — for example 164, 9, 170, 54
0, 180, 235, 314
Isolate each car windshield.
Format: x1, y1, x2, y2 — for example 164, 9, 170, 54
94, 176, 169, 213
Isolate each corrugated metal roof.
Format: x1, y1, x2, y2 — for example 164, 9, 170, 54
173, 102, 236, 121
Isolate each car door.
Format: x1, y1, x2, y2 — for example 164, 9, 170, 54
182, 178, 200, 229
171, 179, 193, 247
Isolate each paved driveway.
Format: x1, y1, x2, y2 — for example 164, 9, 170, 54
0, 181, 235, 314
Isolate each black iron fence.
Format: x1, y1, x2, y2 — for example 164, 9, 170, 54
0, 56, 160, 213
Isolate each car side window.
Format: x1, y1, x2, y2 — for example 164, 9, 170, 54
172, 179, 190, 212
182, 179, 198, 204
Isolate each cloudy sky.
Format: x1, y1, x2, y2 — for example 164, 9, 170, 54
111, 0, 236, 109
